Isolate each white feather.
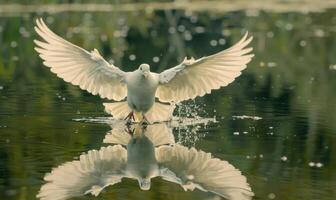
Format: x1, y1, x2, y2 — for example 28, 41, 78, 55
34, 18, 127, 101
156, 145, 254, 200
34, 18, 254, 119
156, 32, 254, 103
37, 145, 127, 200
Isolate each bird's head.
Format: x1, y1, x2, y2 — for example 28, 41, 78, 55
139, 64, 150, 78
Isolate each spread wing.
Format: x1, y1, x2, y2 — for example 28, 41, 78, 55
34, 18, 127, 101
37, 145, 127, 200
156, 32, 253, 103
156, 145, 254, 200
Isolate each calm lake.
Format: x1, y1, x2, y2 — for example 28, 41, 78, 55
0, 2, 335, 200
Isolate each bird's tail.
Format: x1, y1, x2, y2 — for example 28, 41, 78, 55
103, 101, 132, 120
103, 101, 175, 123
145, 102, 175, 123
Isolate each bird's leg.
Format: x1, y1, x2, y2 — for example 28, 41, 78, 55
125, 126, 134, 136
124, 111, 134, 120
125, 111, 134, 125
140, 114, 150, 125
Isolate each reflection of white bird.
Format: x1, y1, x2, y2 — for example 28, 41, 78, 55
34, 18, 254, 123
37, 124, 253, 200
156, 145, 254, 200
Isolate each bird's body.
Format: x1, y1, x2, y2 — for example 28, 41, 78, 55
126, 69, 159, 114
34, 18, 254, 123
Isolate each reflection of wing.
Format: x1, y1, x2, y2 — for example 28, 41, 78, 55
103, 128, 131, 146
156, 145, 254, 200
37, 145, 127, 200
156, 33, 253, 103
34, 18, 127, 101
104, 123, 175, 146
145, 123, 175, 146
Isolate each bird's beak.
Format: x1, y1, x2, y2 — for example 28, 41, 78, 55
143, 71, 149, 78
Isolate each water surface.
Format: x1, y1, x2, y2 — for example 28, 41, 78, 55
0, 3, 336, 200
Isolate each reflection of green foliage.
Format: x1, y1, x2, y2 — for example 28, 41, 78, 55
0, 7, 335, 200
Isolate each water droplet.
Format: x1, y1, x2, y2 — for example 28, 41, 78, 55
129, 54, 136, 61
267, 62, 277, 67
113, 30, 122, 37
268, 193, 276, 199
308, 162, 315, 167
108, 59, 114, 64
267, 31, 274, 38
329, 64, 336, 70
259, 62, 265, 67
153, 56, 160, 63
221, 30, 231, 36
210, 40, 218, 46
12, 56, 19, 61
168, 27, 176, 34
300, 40, 307, 47
184, 31, 192, 41
281, 156, 287, 161
10, 41, 17, 48
314, 29, 325, 37
195, 26, 205, 33
19, 27, 30, 38
218, 38, 226, 45
177, 25, 186, 32
285, 23, 293, 31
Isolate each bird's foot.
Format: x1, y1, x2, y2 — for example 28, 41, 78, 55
125, 126, 134, 136
140, 115, 150, 125
126, 120, 133, 126
124, 112, 135, 125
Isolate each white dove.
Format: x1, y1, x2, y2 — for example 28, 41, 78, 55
34, 18, 254, 123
